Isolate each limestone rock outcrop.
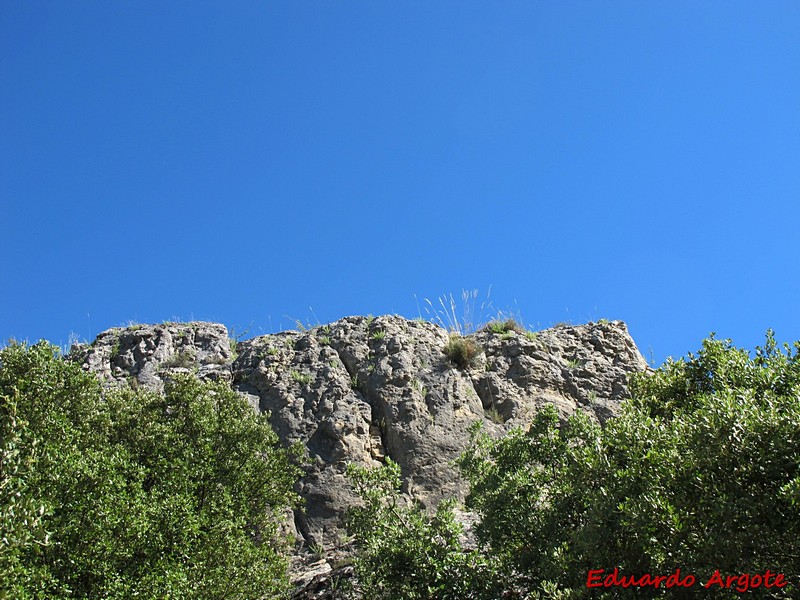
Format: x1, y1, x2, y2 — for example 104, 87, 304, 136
72, 315, 648, 574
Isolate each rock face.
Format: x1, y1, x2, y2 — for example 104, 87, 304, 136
74, 321, 234, 390
72, 315, 647, 587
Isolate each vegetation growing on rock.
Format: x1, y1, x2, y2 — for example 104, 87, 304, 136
10, 317, 791, 598
349, 332, 800, 598
443, 334, 482, 370
346, 459, 502, 599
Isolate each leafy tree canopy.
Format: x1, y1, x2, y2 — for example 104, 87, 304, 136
0, 341, 301, 599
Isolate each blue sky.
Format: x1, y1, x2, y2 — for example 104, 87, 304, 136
2, 1, 798, 366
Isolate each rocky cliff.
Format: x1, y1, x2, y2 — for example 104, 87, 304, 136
71, 315, 648, 594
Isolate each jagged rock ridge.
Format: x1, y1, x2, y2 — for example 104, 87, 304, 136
71, 315, 648, 592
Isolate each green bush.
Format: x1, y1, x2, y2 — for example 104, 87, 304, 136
346, 459, 502, 599
484, 319, 524, 335
0, 390, 54, 598
0, 342, 301, 599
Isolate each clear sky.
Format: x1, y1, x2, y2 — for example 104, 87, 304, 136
2, 1, 798, 366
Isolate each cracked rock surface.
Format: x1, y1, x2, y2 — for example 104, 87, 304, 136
72, 315, 648, 588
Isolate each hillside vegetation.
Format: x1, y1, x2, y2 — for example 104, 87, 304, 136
2, 328, 798, 598
0, 342, 301, 599
348, 332, 800, 598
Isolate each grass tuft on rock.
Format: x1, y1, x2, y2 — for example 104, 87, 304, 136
444, 335, 482, 370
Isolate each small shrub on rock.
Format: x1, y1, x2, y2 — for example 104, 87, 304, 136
444, 335, 482, 369
346, 459, 503, 599
484, 319, 524, 335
